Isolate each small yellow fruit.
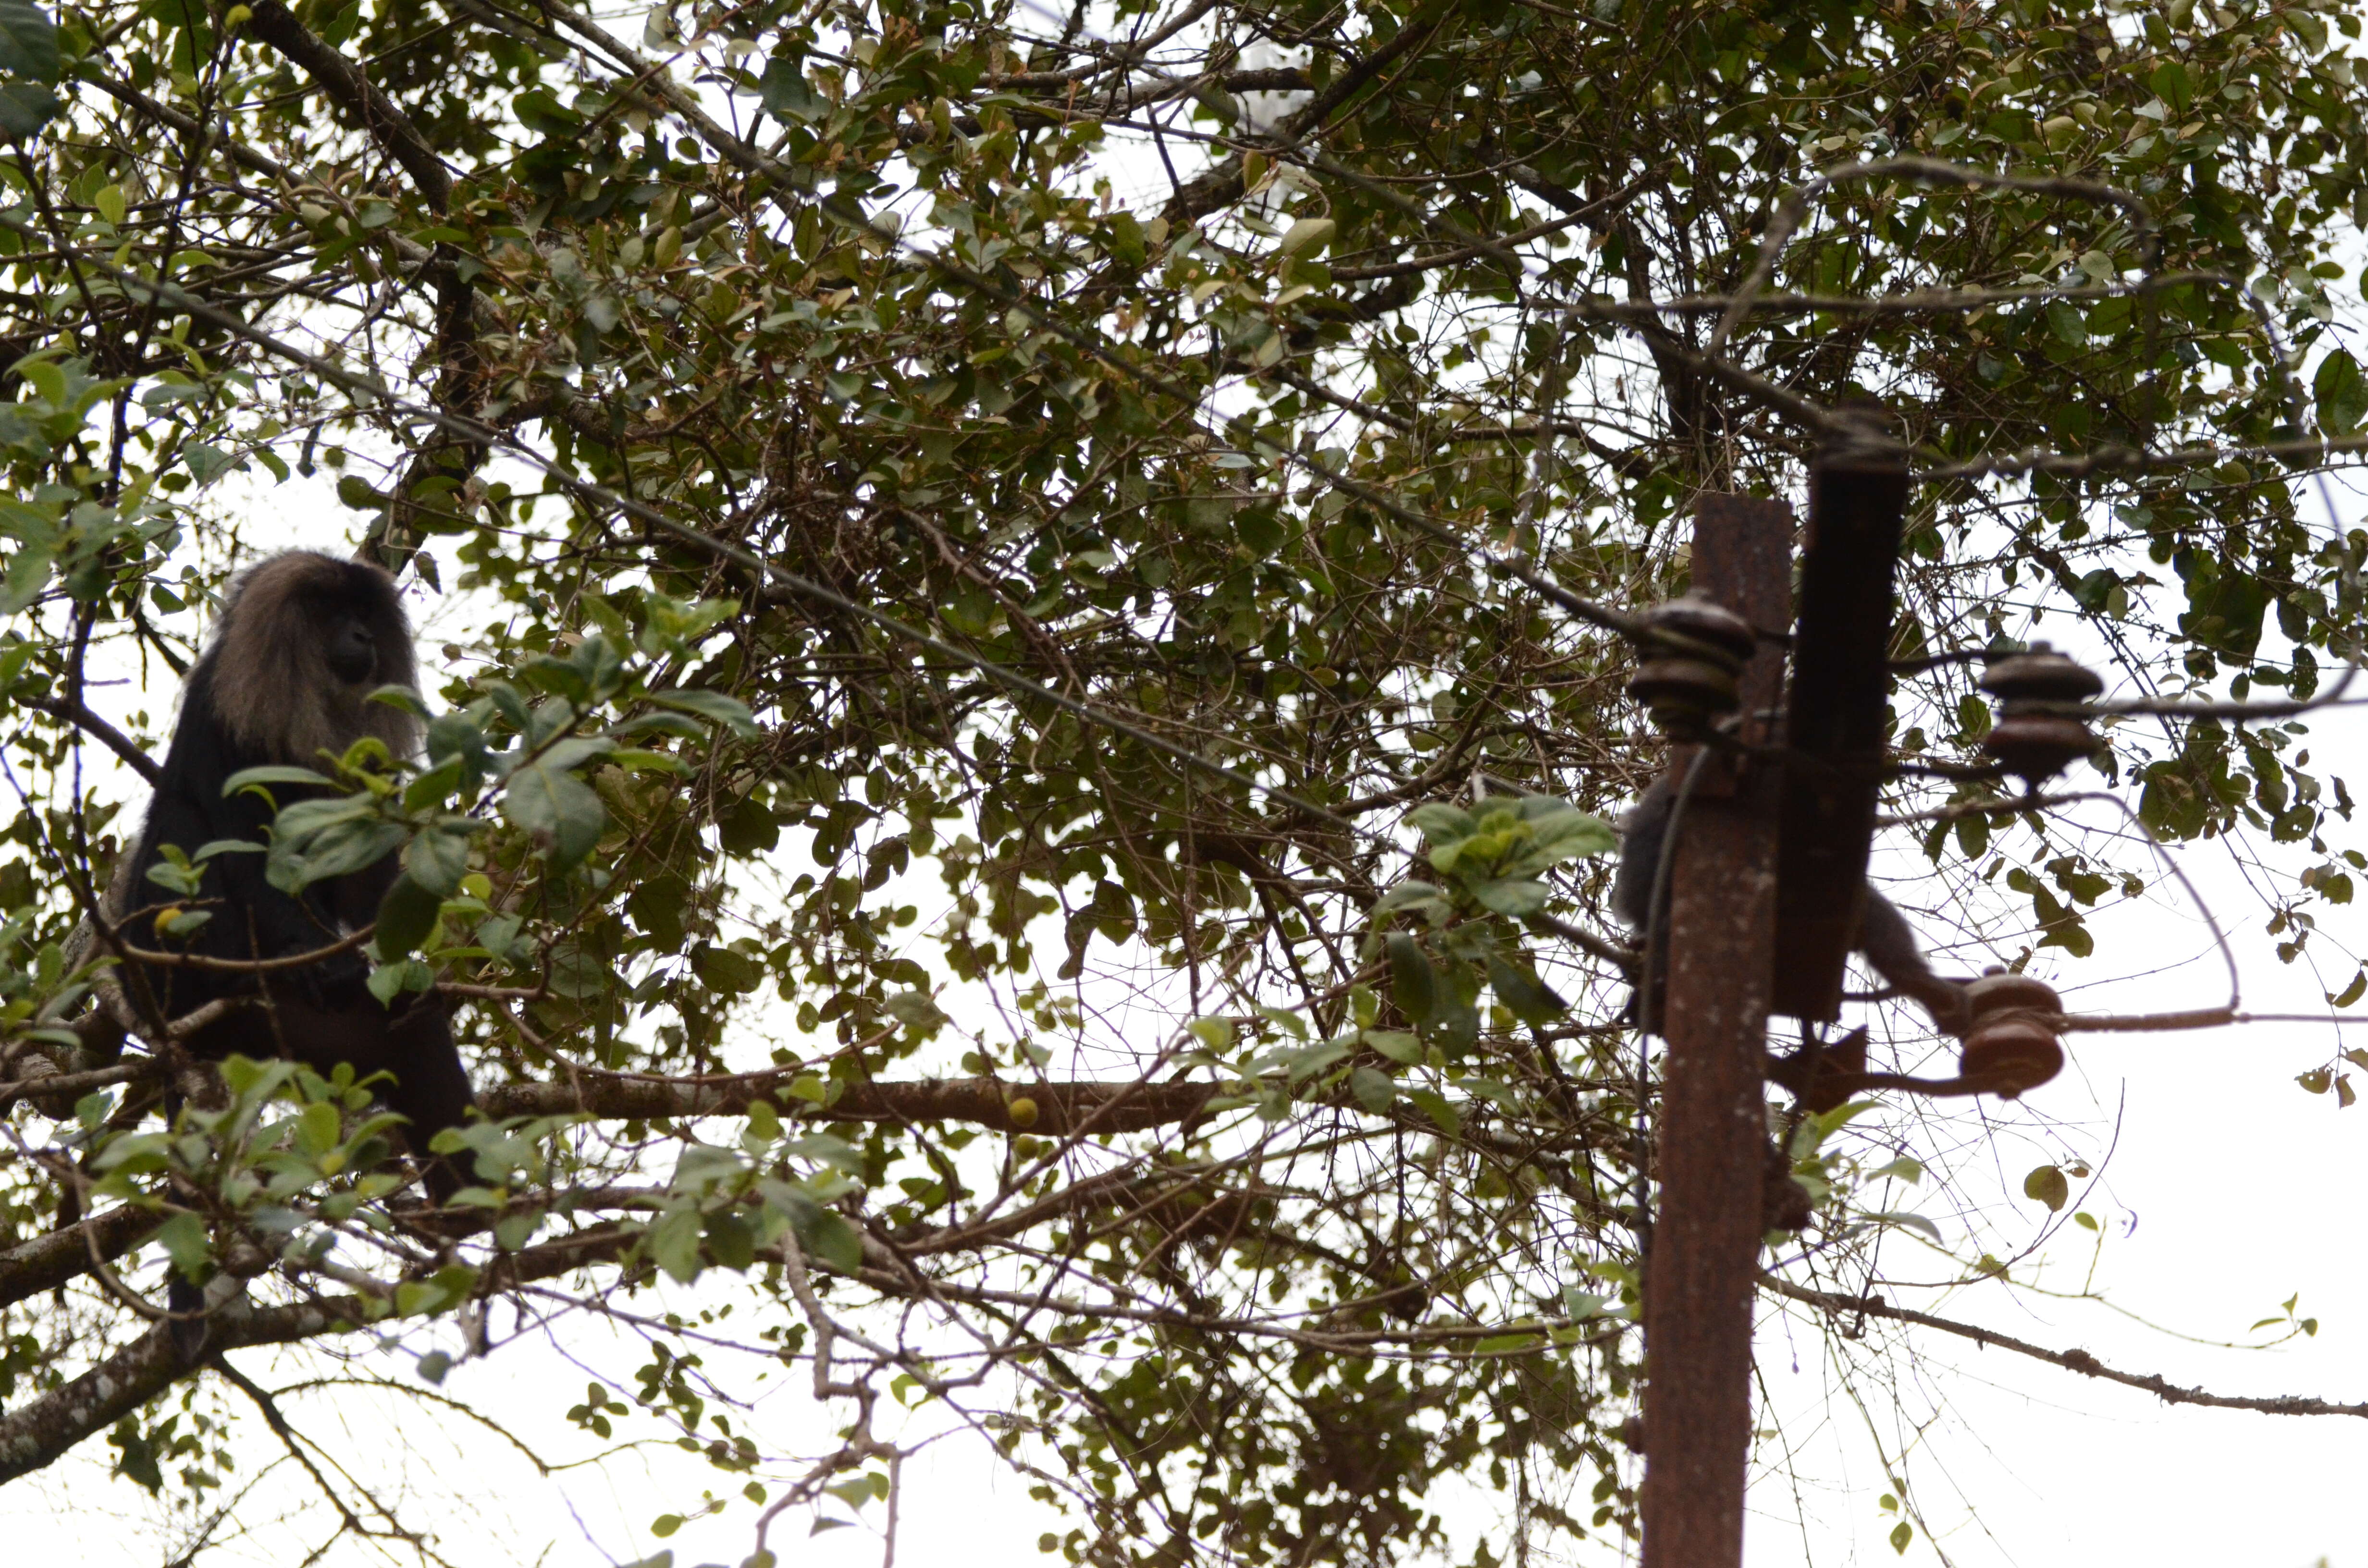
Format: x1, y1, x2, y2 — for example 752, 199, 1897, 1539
152, 906, 184, 940
1006, 1096, 1040, 1129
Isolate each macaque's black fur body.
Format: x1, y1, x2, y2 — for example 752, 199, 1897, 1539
1613, 776, 1967, 1035
118, 554, 472, 1356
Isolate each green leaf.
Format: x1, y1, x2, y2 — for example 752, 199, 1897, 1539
1368, 880, 1449, 926
882, 990, 949, 1030
502, 755, 608, 872
222, 765, 336, 796
373, 872, 443, 960
2022, 1164, 2069, 1212
295, 1099, 340, 1157
693, 943, 764, 995
0, 78, 58, 138
801, 1208, 864, 1273
703, 1210, 757, 1271
263, 796, 406, 894
1406, 802, 1475, 842
1865, 1210, 1944, 1244
366, 959, 432, 1004
402, 821, 475, 897
2316, 349, 2368, 437
1106, 209, 1145, 268
1186, 1015, 1234, 1051
643, 1206, 703, 1283
1406, 1087, 1460, 1136
758, 55, 822, 120
155, 1210, 211, 1281
0, 0, 60, 84
1349, 1065, 1395, 1114
1486, 955, 1565, 1023
1277, 216, 1335, 256
1385, 932, 1436, 1025
648, 687, 761, 737
182, 441, 236, 483
0, 535, 52, 612
1502, 799, 1616, 873
108, 1417, 164, 1493
1468, 876, 1550, 918
392, 1264, 477, 1318
1234, 506, 1285, 556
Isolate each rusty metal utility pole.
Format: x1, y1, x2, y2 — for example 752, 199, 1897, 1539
1773, 425, 1913, 1022
1639, 494, 1791, 1568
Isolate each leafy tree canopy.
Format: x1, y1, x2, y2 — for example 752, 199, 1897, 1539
0, 0, 2362, 1560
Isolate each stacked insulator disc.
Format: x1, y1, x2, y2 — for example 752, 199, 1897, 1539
1958, 970, 2064, 1099
1627, 594, 1758, 734
1979, 644, 2103, 784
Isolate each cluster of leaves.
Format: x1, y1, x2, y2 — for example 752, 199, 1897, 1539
1374, 794, 1618, 1043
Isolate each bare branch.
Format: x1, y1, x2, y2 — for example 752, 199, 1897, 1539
18, 695, 161, 787
1770, 1278, 2368, 1418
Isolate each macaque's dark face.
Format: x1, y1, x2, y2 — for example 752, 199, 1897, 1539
321, 596, 385, 686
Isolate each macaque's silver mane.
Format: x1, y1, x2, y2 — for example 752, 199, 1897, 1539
204, 551, 422, 764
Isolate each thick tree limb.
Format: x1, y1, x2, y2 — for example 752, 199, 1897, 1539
1770, 1278, 2368, 1419
0, 1204, 162, 1310
482, 1073, 1219, 1135
0, 1056, 153, 1115
0, 1223, 632, 1484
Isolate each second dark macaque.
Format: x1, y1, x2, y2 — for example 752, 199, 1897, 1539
1613, 775, 1969, 1034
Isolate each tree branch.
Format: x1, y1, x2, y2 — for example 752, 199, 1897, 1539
229, 2, 489, 574
0, 1203, 161, 1311
19, 695, 161, 786
1158, 13, 1451, 233
481, 1072, 1219, 1135
240, 2, 452, 212
0, 1223, 633, 1483
1770, 1277, 2368, 1419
